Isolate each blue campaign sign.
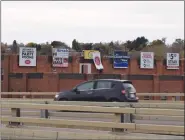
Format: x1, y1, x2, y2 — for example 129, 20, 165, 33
113, 51, 129, 68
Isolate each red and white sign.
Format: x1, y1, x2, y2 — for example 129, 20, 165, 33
92, 52, 103, 70
52, 48, 69, 67
140, 52, 154, 69
19, 47, 36, 66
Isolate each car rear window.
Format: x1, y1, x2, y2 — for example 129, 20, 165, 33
123, 82, 136, 93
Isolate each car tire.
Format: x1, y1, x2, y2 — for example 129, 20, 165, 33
109, 98, 119, 102
59, 98, 68, 101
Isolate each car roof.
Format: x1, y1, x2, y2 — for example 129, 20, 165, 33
93, 79, 131, 82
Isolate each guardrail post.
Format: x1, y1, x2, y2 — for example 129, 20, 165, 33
112, 104, 133, 133
112, 113, 125, 132
130, 104, 135, 123
9, 108, 21, 126
112, 104, 134, 132
40, 101, 49, 118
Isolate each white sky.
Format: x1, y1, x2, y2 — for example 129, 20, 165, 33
1, 1, 184, 46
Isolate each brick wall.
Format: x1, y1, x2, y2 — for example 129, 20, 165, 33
1, 54, 184, 94
2, 54, 184, 75
1, 73, 184, 93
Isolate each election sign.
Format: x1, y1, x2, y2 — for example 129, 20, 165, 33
83, 50, 99, 59
19, 47, 36, 66
140, 52, 154, 69
113, 51, 129, 68
166, 53, 179, 69
52, 48, 69, 67
92, 51, 104, 70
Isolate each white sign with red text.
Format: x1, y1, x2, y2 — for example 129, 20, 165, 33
166, 53, 179, 69
92, 52, 104, 70
140, 52, 154, 69
19, 47, 37, 66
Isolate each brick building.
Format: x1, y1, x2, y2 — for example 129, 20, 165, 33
1, 54, 184, 100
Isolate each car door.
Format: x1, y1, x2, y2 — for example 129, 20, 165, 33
74, 81, 95, 101
93, 81, 114, 101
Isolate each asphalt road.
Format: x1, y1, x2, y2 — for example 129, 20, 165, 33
0, 123, 184, 140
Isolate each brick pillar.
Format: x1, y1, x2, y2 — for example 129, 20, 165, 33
2, 55, 10, 92
72, 56, 80, 73
25, 73, 28, 92
181, 60, 185, 95
183, 76, 185, 97
129, 59, 138, 75
22, 73, 27, 92
153, 74, 159, 93
180, 60, 184, 75
156, 60, 163, 75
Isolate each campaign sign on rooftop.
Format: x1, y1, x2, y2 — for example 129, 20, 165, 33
52, 48, 69, 67
19, 47, 36, 66
140, 52, 154, 69
92, 51, 104, 70
166, 53, 179, 69
113, 51, 129, 68
83, 50, 99, 59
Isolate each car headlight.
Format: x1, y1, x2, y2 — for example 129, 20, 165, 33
55, 94, 59, 98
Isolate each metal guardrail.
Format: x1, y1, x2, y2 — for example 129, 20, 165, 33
1, 99, 184, 108
1, 102, 184, 136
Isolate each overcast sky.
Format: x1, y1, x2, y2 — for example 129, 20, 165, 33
2, 1, 184, 47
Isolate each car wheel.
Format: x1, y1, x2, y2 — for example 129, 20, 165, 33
109, 98, 119, 102
59, 98, 68, 101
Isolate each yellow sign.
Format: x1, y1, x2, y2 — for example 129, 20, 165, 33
83, 50, 99, 59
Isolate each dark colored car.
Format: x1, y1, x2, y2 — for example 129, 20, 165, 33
54, 79, 139, 102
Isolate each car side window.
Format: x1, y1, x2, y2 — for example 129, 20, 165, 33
96, 81, 113, 89
77, 82, 94, 91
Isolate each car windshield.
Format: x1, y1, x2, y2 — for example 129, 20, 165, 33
123, 83, 136, 93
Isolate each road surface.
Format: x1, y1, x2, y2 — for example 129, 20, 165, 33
1, 124, 184, 140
